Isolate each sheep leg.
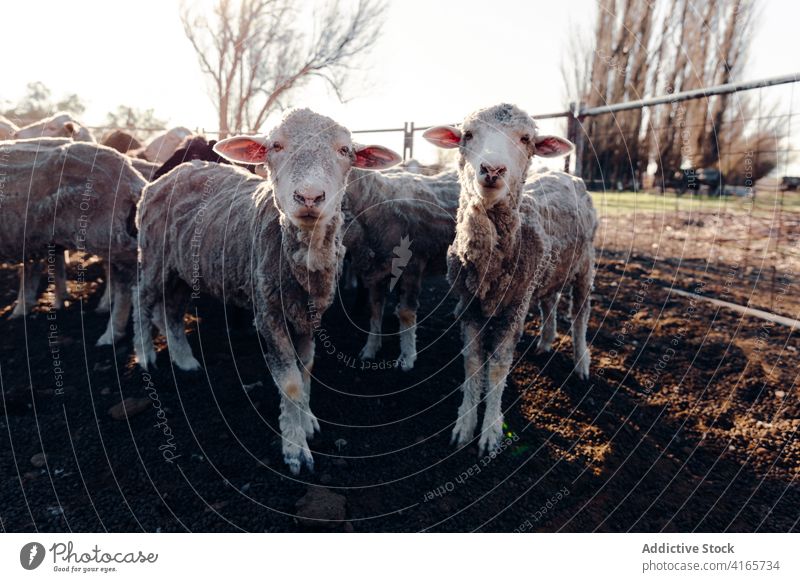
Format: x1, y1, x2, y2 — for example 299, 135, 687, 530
570, 270, 592, 380
479, 325, 520, 455
359, 281, 385, 360
342, 256, 359, 290
452, 321, 483, 447
96, 263, 133, 346
395, 263, 423, 371
256, 308, 315, 474
96, 262, 111, 313
163, 279, 200, 372
296, 333, 320, 438
152, 302, 166, 336
535, 292, 560, 354
10, 261, 43, 318
132, 270, 161, 369
52, 248, 68, 309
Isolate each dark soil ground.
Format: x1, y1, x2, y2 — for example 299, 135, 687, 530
1, 251, 798, 532
597, 208, 800, 319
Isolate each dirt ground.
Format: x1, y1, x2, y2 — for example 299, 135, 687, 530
0, 251, 797, 532
596, 206, 800, 318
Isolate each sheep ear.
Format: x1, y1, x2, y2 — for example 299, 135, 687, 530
353, 144, 402, 170
213, 136, 269, 165
423, 126, 461, 149
64, 121, 79, 136
534, 135, 574, 158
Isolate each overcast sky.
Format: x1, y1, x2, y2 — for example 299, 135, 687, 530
2, 0, 797, 165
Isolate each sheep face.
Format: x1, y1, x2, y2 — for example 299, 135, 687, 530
214, 108, 401, 229
15, 112, 94, 142
423, 103, 574, 206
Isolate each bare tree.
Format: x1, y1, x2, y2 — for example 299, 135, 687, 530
181, 0, 385, 137
563, 0, 773, 190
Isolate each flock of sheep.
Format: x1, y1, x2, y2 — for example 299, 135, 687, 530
0, 104, 597, 474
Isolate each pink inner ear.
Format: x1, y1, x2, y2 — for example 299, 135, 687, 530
243, 142, 268, 162
218, 139, 268, 163
535, 136, 571, 156
423, 126, 461, 148
355, 146, 398, 168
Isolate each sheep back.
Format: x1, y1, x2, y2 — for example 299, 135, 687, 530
0, 138, 146, 263
345, 169, 460, 284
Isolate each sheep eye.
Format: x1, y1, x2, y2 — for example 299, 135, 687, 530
521, 135, 531, 144
463, 131, 473, 142
272, 142, 283, 152
338, 146, 350, 156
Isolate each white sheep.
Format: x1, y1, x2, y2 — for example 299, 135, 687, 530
137, 126, 193, 163
424, 103, 597, 454
9, 114, 97, 317
133, 108, 400, 474
343, 168, 460, 370
0, 138, 146, 344
14, 112, 95, 142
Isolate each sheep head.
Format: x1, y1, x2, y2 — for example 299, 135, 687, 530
424, 103, 573, 207
214, 108, 401, 230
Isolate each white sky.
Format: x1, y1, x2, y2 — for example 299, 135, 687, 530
1, 0, 798, 166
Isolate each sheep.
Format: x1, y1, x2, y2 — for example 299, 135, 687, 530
343, 168, 460, 370
133, 108, 401, 474
101, 130, 143, 154
134, 126, 193, 163
8, 125, 152, 317
0, 138, 146, 344
0, 115, 19, 140
14, 112, 95, 142
424, 103, 597, 454
9, 115, 97, 317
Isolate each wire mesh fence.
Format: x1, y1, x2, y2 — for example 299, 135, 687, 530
570, 73, 800, 318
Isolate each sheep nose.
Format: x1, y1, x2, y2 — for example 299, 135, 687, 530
480, 164, 506, 184
293, 190, 326, 208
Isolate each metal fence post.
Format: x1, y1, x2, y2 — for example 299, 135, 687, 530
565, 102, 576, 173
573, 101, 585, 179
403, 122, 415, 161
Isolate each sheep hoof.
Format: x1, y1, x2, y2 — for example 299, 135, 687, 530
574, 351, 590, 380
451, 415, 477, 447
172, 355, 202, 372
8, 306, 26, 319
478, 421, 503, 456
359, 345, 378, 360
284, 444, 314, 475
398, 354, 416, 372
135, 348, 157, 371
